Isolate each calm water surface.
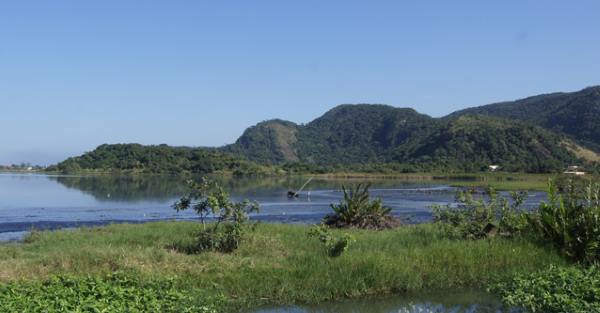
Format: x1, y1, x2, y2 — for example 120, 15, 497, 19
0, 172, 546, 240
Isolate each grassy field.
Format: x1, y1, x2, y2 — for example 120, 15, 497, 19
313, 172, 558, 191
445, 173, 554, 191
0, 222, 565, 311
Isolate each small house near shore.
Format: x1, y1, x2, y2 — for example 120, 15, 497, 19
564, 165, 586, 176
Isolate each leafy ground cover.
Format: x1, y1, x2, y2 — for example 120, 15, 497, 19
493, 265, 600, 313
0, 272, 223, 313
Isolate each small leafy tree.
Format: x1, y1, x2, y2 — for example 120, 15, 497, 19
324, 184, 400, 230
173, 178, 259, 253
527, 180, 600, 264
433, 188, 528, 239
308, 225, 355, 257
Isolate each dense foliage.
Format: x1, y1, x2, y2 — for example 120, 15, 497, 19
493, 265, 600, 313
527, 180, 600, 264
0, 272, 223, 313
48, 143, 271, 175
173, 178, 259, 253
323, 184, 400, 229
396, 115, 579, 173
433, 188, 529, 239
453, 85, 600, 151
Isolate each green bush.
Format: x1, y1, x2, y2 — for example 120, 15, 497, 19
307, 225, 355, 257
173, 178, 259, 253
527, 180, 600, 264
0, 272, 224, 313
433, 188, 528, 239
493, 265, 600, 313
324, 184, 400, 229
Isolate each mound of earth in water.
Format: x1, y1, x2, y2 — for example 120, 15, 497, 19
322, 214, 401, 230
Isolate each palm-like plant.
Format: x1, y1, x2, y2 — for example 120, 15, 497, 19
325, 184, 398, 229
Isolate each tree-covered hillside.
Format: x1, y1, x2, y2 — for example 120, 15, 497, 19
393, 115, 580, 172
451, 86, 600, 150
225, 104, 595, 172
47, 144, 271, 175
297, 105, 437, 164
227, 105, 437, 164
225, 119, 299, 164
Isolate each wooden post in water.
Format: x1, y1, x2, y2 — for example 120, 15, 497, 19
288, 177, 314, 198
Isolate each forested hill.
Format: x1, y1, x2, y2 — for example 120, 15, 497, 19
391, 115, 585, 173
47, 144, 272, 175
225, 105, 437, 165
450, 86, 600, 150
226, 105, 596, 172
52, 86, 600, 174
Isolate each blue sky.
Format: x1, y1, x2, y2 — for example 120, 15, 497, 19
1, 1, 600, 165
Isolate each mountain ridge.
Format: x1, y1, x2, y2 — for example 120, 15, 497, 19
449, 86, 600, 150
52, 86, 600, 174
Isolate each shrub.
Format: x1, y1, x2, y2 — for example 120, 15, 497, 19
527, 180, 600, 264
0, 272, 224, 313
173, 178, 259, 253
323, 184, 400, 230
308, 225, 355, 257
432, 188, 528, 239
492, 265, 600, 313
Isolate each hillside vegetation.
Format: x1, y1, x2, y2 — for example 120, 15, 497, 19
452, 86, 600, 150
227, 105, 594, 173
47, 144, 273, 175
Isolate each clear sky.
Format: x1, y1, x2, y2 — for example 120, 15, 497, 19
1, 1, 600, 165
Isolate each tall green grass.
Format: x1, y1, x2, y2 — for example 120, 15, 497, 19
0, 222, 565, 311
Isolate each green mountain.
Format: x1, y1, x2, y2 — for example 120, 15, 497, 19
297, 105, 436, 164
226, 105, 437, 165
226, 105, 592, 172
450, 86, 600, 150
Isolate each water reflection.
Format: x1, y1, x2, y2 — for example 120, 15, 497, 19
50, 175, 188, 202
0, 173, 547, 239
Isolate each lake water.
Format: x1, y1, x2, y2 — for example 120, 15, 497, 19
0, 172, 547, 241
